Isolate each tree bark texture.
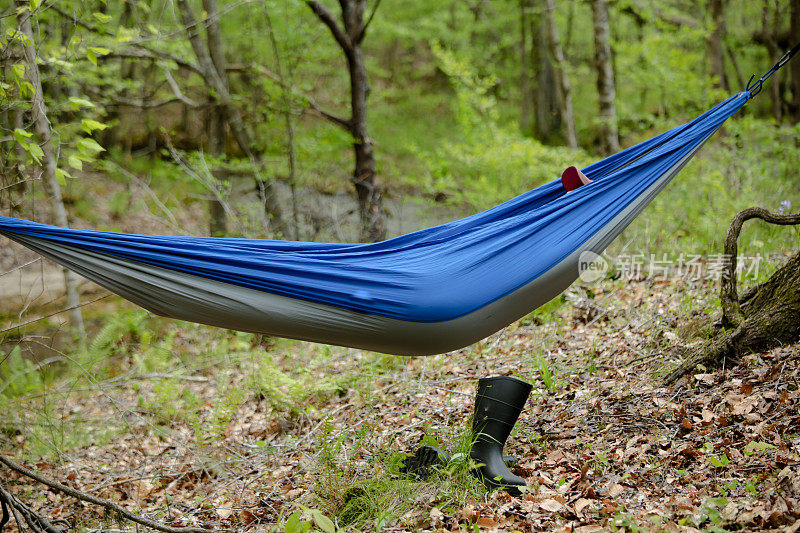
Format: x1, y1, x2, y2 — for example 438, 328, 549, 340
519, 0, 533, 134
719, 208, 800, 328
664, 208, 800, 385
591, 0, 619, 155
306, 0, 385, 242
543, 0, 578, 148
708, 0, 729, 91
791, 0, 800, 122
201, 0, 228, 237
531, 1, 561, 143
17, 4, 85, 337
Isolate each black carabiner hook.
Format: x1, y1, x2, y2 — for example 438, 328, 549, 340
745, 73, 763, 97
745, 43, 800, 99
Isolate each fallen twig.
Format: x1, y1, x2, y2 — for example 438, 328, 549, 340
0, 454, 216, 533
0, 294, 111, 335
0, 481, 65, 533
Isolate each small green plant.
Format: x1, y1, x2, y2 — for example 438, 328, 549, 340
139, 378, 200, 425
84, 309, 152, 371
196, 376, 246, 447
743, 440, 776, 456
0, 346, 52, 398
680, 497, 731, 532
535, 354, 556, 393
248, 353, 338, 417
612, 512, 647, 533
587, 341, 599, 374
282, 506, 337, 533
704, 442, 730, 468
309, 417, 484, 531
708, 454, 730, 468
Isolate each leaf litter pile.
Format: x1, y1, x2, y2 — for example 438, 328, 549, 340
1, 276, 798, 532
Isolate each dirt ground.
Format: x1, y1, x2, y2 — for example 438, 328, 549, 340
1, 273, 798, 533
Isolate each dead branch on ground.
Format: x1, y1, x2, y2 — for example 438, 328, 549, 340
664, 207, 800, 385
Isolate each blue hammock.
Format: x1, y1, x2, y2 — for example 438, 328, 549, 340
0, 91, 755, 354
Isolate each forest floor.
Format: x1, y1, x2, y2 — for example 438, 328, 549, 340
1, 271, 799, 533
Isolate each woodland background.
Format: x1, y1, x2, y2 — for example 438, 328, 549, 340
0, 0, 799, 532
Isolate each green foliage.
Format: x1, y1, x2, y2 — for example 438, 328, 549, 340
197, 376, 247, 447
613, 116, 800, 258
139, 378, 201, 426
84, 309, 153, 373
742, 440, 776, 456
308, 413, 486, 532
413, 44, 589, 209
0, 3, 109, 189
281, 506, 337, 533
248, 352, 340, 417
0, 346, 51, 398
535, 354, 556, 394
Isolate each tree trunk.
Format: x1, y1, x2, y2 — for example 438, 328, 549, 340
790, 0, 800, 122
206, 99, 228, 237
17, 3, 85, 337
349, 44, 383, 241
707, 0, 729, 91
176, 0, 286, 235
202, 0, 228, 237
591, 0, 619, 155
264, 5, 301, 240
757, 4, 783, 122
201, 0, 226, 86
519, 0, 533, 135
306, 0, 385, 242
664, 208, 800, 385
13, 109, 28, 194
531, 2, 561, 143
543, 0, 578, 148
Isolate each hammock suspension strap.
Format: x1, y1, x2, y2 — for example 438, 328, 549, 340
746, 42, 800, 98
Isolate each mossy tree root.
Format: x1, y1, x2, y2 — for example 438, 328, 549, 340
664, 208, 800, 385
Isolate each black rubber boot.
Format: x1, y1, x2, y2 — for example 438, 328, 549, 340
470, 376, 532, 496
401, 446, 451, 477
401, 446, 519, 478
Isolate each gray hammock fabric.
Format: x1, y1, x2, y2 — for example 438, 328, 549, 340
0, 91, 752, 355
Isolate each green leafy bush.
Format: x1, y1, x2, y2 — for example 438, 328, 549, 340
414, 43, 588, 210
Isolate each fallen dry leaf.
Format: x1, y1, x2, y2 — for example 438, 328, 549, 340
574, 498, 592, 514
574, 526, 604, 533
476, 516, 498, 528
540, 499, 564, 512
214, 505, 232, 520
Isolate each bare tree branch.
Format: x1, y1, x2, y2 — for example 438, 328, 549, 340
175, 0, 286, 233
0, 455, 214, 533
227, 62, 352, 130
0, 294, 111, 335
0, 483, 64, 533
101, 50, 204, 76
0, 178, 40, 192
305, 100, 353, 131
305, 0, 353, 52
105, 96, 198, 109
720, 207, 800, 328
162, 66, 200, 107
617, 3, 699, 28
358, 0, 382, 42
